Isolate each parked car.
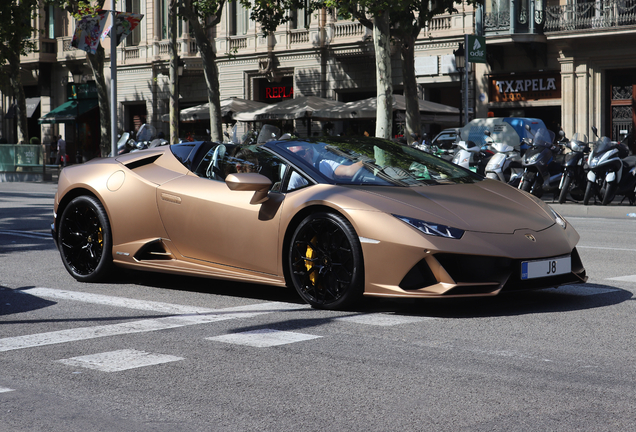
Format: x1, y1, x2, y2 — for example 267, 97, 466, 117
431, 128, 460, 150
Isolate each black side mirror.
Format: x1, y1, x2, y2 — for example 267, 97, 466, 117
592, 126, 598, 137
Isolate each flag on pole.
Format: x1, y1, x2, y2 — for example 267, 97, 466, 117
112, 12, 144, 46
71, 12, 109, 55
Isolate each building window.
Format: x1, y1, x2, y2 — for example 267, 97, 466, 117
290, 7, 311, 29
229, 1, 249, 35
126, 0, 141, 46
44, 5, 55, 39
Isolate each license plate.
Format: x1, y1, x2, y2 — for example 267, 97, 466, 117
521, 255, 571, 280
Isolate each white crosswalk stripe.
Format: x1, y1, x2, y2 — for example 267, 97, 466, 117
208, 329, 321, 347
607, 275, 636, 283
335, 313, 434, 326
58, 349, 184, 372
0, 387, 15, 393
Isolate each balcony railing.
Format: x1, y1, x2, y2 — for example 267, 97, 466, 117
545, 0, 636, 32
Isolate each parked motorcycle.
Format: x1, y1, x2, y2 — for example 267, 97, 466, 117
557, 132, 590, 203
583, 127, 636, 205
451, 140, 493, 175
483, 130, 523, 185
518, 125, 561, 198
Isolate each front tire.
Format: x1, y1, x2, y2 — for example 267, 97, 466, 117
583, 181, 594, 205
288, 212, 363, 310
602, 181, 618, 205
58, 195, 114, 282
558, 175, 571, 204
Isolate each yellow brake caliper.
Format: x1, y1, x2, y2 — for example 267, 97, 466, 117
305, 236, 317, 286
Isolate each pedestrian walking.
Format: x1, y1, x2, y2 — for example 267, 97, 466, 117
56, 135, 67, 167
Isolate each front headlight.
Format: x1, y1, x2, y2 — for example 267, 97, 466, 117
589, 157, 600, 168
528, 152, 542, 164
549, 207, 567, 229
393, 214, 464, 239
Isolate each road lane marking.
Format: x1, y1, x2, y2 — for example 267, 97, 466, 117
335, 313, 435, 326
1, 290, 310, 352
0, 387, 15, 393
607, 275, 636, 283
0, 230, 52, 240
21, 287, 220, 315
58, 349, 184, 372
577, 245, 636, 252
208, 329, 321, 347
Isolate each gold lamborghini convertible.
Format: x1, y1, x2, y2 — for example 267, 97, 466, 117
52, 135, 587, 309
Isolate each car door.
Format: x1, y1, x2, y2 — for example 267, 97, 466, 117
156, 145, 287, 275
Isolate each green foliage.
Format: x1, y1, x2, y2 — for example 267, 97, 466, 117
0, 0, 40, 60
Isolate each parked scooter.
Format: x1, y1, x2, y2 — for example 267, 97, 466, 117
483, 130, 523, 185
451, 140, 492, 175
518, 125, 561, 198
557, 132, 590, 203
583, 127, 636, 205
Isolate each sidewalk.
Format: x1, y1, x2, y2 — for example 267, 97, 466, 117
543, 197, 636, 219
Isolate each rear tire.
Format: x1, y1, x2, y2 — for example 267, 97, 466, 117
558, 175, 571, 204
58, 195, 114, 282
583, 181, 594, 205
288, 212, 363, 310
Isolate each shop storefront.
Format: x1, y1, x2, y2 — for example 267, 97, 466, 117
487, 72, 562, 136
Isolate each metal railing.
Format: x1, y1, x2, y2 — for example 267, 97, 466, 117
545, 0, 636, 32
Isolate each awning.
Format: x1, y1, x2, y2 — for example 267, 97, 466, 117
38, 99, 98, 124
26, 97, 40, 118
311, 95, 459, 120
233, 96, 346, 121
161, 98, 269, 123
5, 97, 41, 119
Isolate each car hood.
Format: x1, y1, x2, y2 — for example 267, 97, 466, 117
351, 179, 554, 234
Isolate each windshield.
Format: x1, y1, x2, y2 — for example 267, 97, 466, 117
593, 136, 613, 154
272, 137, 481, 187
532, 127, 555, 147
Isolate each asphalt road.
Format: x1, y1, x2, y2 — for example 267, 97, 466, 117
2, 181, 636, 431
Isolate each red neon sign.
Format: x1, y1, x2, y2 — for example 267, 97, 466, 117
265, 86, 293, 99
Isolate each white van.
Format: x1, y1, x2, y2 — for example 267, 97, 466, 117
460, 117, 549, 151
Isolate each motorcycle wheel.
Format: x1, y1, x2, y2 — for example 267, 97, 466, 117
558, 176, 571, 204
530, 177, 544, 198
520, 175, 533, 192
601, 181, 618, 205
583, 181, 594, 205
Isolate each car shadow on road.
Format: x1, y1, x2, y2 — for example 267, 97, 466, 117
359, 283, 632, 318
113, 268, 304, 305
112, 269, 631, 319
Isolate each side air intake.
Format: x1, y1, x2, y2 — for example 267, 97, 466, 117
134, 240, 174, 261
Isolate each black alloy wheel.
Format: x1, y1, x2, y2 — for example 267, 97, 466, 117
288, 212, 363, 310
58, 195, 114, 282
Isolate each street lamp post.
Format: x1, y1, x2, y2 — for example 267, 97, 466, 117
453, 43, 465, 127
71, 68, 83, 164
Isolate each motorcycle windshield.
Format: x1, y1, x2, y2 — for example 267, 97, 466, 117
533, 127, 555, 147
570, 133, 588, 152
593, 136, 613, 154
